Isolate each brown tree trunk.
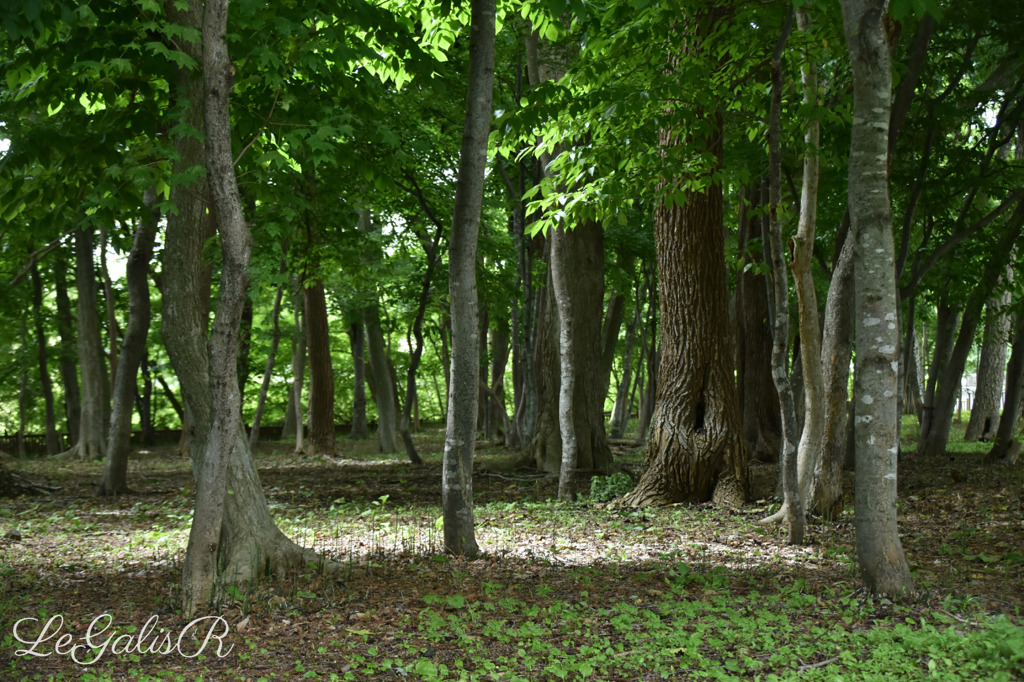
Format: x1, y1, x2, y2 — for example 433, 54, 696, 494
842, 0, 913, 596
365, 310, 399, 453
98, 189, 159, 496
987, 310, 1024, 463
920, 299, 959, 439
31, 263, 62, 454
736, 187, 781, 463
442, 0, 495, 558
622, 84, 747, 507
70, 228, 109, 460
348, 322, 370, 439
304, 280, 337, 456
53, 253, 81, 444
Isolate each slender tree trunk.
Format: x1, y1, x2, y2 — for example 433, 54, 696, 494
810, 223, 854, 519
99, 228, 120, 390
920, 300, 959, 439
443, 0, 495, 557
304, 280, 337, 456
551, 225, 579, 500
635, 274, 658, 441
736, 187, 781, 462
98, 189, 159, 496
31, 264, 62, 454
249, 282, 285, 448
17, 318, 29, 458
842, 0, 913, 596
488, 324, 511, 445
139, 352, 156, 445
964, 282, 1012, 441
236, 297, 253, 405
348, 322, 369, 439
282, 285, 306, 447
365, 311, 399, 453
71, 228, 109, 460
600, 290, 625, 400
610, 300, 640, 439
53, 254, 81, 443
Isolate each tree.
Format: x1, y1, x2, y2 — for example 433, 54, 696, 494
442, 0, 496, 558
841, 0, 913, 596
68, 228, 109, 460
964, 276, 1012, 441
98, 190, 159, 496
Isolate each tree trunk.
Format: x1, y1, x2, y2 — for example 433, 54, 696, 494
31, 263, 62, 454
304, 280, 337, 456
987, 309, 1024, 463
139, 352, 156, 445
917, 219, 1023, 458
551, 225, 579, 500
964, 284, 1012, 441
348, 322, 370, 439
70, 228, 109, 460
610, 298, 640, 439
53, 253, 81, 443
249, 282, 286, 449
99, 228, 120, 391
163, 0, 320, 617
622, 63, 747, 509
236, 297, 253, 405
635, 273, 658, 441
98, 189, 159, 496
365, 311, 399, 453
809, 222, 854, 519
282, 287, 306, 450
735, 187, 781, 463
17, 318, 29, 458
443, 0, 495, 558
600, 290, 625, 400
488, 324, 511, 445
842, 0, 913, 596
920, 299, 959, 439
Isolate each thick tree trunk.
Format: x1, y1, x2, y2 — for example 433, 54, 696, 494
809, 223, 854, 519
70, 228, 109, 460
98, 189, 159, 496
304, 280, 337, 456
249, 282, 285, 448
964, 285, 1011, 441
842, 0, 913, 596
31, 264, 62, 454
163, 0, 319, 617
53, 254, 81, 443
348, 322, 370, 439
622, 89, 747, 507
987, 310, 1024, 464
531, 221, 613, 477
917, 219, 1022, 458
735, 187, 781, 463
442, 0, 495, 558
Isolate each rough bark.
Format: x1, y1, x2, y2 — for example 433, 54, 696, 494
348, 322, 370, 439
31, 263, 62, 454
842, 0, 913, 596
53, 254, 81, 443
621, 67, 747, 508
964, 284, 1011, 441
70, 228, 109, 460
98, 189, 159, 496
443, 0, 494, 558
304, 280, 337, 456
249, 282, 286, 448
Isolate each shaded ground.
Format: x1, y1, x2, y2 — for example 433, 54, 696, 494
0, 424, 1022, 680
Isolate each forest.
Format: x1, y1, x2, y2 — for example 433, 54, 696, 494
1, 0, 1023, 679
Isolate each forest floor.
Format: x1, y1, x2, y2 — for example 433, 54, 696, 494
1, 420, 1023, 681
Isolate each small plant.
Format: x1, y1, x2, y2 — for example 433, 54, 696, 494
588, 472, 633, 501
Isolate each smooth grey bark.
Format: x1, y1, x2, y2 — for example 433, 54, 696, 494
842, 0, 913, 596
249, 281, 286, 449
810, 223, 854, 519
98, 189, 159, 496
964, 284, 1012, 441
610, 299, 640, 439
600, 290, 625, 400
53, 254, 81, 443
487, 325, 512, 445
920, 300, 959, 438
365, 311, 399, 453
17, 318, 28, 457
99, 228, 120, 390
348, 322, 369, 439
282, 286, 306, 450
31, 263, 62, 454
69, 228, 109, 460
551, 225, 579, 501
442, 0, 495, 558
